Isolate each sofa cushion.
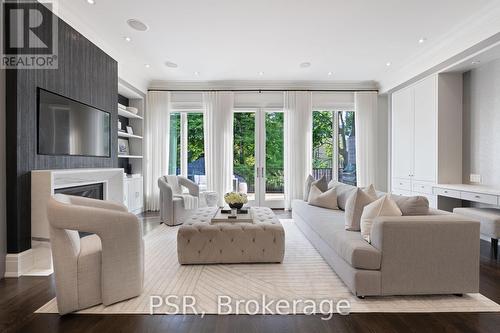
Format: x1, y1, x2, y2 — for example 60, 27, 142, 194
292, 200, 382, 270
390, 195, 429, 216
344, 188, 377, 231
308, 185, 338, 210
328, 180, 357, 210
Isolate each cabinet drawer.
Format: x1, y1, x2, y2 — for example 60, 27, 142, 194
433, 187, 461, 199
391, 189, 413, 197
412, 181, 434, 195
392, 178, 411, 191
460, 191, 498, 205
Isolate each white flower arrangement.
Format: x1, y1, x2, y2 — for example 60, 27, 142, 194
224, 192, 248, 205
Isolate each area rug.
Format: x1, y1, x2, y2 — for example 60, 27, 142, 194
36, 220, 500, 314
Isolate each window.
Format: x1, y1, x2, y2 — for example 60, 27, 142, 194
312, 111, 356, 185
168, 112, 206, 189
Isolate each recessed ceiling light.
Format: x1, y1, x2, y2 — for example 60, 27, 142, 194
127, 19, 149, 32
300, 62, 311, 68
144, 64, 150, 68
165, 61, 178, 68
418, 37, 427, 44
194, 71, 200, 76
86, 0, 95, 4
327, 71, 333, 76
471, 60, 481, 65
386, 62, 392, 67
124, 36, 131, 42
258, 71, 264, 76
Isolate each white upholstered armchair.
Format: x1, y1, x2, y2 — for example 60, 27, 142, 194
47, 194, 144, 315
158, 175, 200, 226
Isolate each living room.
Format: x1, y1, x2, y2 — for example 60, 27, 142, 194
0, 0, 500, 332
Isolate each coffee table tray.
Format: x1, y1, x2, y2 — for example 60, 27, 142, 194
211, 207, 254, 224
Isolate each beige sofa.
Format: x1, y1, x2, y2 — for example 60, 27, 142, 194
292, 192, 480, 297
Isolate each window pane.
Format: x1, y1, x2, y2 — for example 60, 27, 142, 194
169, 112, 180, 175
233, 112, 255, 200
312, 111, 334, 182
338, 111, 356, 185
265, 112, 284, 201
187, 113, 206, 189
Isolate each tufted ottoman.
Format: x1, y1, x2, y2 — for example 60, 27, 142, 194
177, 207, 285, 264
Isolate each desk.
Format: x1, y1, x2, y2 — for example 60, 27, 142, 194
433, 184, 500, 206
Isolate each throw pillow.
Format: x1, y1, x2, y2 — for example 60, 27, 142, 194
363, 184, 377, 199
390, 195, 429, 216
308, 185, 338, 210
344, 188, 378, 231
360, 195, 402, 243
307, 176, 328, 201
303, 175, 314, 201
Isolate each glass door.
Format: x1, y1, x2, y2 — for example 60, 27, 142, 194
233, 109, 284, 208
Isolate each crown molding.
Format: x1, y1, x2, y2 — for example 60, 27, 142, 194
378, 1, 500, 93
148, 80, 379, 91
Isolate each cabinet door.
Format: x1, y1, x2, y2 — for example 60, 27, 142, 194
413, 76, 437, 182
133, 178, 143, 211
123, 180, 129, 208
391, 87, 413, 180
127, 180, 137, 211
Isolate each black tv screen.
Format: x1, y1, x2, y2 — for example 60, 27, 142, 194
38, 88, 111, 157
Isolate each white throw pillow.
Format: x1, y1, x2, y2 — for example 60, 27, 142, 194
308, 185, 338, 210
344, 187, 378, 231
363, 184, 377, 199
360, 195, 402, 243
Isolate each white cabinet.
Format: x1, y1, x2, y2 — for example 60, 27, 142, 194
391, 74, 462, 208
392, 87, 414, 180
413, 77, 437, 182
123, 177, 143, 214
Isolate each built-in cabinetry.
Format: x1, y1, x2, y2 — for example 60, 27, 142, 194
123, 176, 144, 214
391, 74, 463, 208
118, 81, 145, 213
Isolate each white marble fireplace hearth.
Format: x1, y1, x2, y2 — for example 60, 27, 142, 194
5, 168, 124, 278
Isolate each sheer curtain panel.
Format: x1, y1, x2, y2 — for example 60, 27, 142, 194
145, 91, 171, 211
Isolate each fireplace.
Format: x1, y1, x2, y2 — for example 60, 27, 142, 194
55, 183, 104, 237
54, 183, 104, 200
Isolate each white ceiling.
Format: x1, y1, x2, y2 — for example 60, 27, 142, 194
56, 0, 499, 89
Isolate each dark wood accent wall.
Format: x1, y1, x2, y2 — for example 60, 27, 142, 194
6, 3, 118, 253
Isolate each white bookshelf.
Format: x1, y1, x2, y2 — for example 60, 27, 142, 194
118, 80, 146, 214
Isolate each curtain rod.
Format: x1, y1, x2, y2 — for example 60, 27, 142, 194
147, 89, 379, 93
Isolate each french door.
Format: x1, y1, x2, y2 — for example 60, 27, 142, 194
233, 109, 284, 208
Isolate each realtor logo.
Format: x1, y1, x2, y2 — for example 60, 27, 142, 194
1, 0, 58, 69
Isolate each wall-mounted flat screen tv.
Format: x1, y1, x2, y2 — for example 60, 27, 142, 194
38, 88, 111, 157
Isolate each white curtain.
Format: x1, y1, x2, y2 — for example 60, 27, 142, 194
284, 91, 312, 209
354, 91, 378, 187
145, 91, 171, 211
203, 92, 234, 206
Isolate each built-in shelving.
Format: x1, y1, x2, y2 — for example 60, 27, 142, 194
118, 155, 143, 159
118, 107, 144, 119
118, 131, 143, 140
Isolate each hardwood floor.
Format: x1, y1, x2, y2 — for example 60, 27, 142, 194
1, 211, 499, 333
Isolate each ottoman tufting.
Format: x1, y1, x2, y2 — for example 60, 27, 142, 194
177, 207, 285, 264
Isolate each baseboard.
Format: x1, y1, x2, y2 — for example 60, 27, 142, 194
5, 249, 34, 278
4, 241, 54, 278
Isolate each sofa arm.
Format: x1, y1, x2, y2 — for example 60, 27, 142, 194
370, 214, 480, 295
